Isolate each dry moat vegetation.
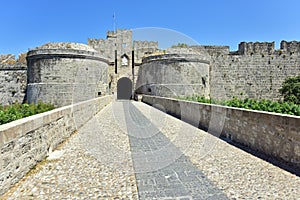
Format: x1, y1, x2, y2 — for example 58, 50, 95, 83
179, 75, 300, 116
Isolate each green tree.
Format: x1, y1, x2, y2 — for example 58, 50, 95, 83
171, 43, 188, 48
279, 75, 300, 104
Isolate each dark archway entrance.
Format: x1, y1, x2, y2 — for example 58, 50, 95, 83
117, 77, 132, 100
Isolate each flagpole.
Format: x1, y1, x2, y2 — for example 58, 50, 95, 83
113, 12, 116, 33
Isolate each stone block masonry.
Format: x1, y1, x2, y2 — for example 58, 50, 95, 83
1, 29, 300, 106
0, 95, 113, 195
0, 54, 27, 105
26, 43, 109, 107
136, 49, 211, 98
209, 40, 300, 101
88, 29, 158, 94
142, 95, 300, 171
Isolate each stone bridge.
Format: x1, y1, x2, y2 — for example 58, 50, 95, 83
1, 96, 300, 199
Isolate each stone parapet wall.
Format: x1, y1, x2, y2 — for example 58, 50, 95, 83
238, 41, 275, 55
0, 95, 113, 195
195, 45, 230, 55
280, 40, 300, 54
142, 95, 300, 170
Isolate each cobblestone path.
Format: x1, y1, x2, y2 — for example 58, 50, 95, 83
2, 100, 300, 199
2, 102, 139, 199
121, 101, 227, 199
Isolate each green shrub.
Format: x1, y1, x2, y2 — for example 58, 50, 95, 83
178, 95, 300, 116
0, 102, 55, 125
279, 75, 300, 104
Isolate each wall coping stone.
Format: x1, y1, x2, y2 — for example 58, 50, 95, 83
145, 95, 300, 119
0, 95, 113, 149
27, 48, 108, 63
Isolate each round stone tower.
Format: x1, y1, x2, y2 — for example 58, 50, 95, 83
26, 42, 108, 107
135, 47, 211, 98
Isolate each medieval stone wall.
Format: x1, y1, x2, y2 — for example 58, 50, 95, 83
237, 41, 275, 55
136, 48, 210, 98
133, 41, 158, 63
280, 40, 300, 54
209, 41, 300, 100
1, 32, 300, 106
0, 54, 27, 105
26, 43, 109, 107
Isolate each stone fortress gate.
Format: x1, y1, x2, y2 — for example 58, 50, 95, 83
0, 28, 300, 199
0, 29, 300, 107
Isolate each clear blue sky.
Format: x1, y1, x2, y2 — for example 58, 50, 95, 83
1, 0, 300, 56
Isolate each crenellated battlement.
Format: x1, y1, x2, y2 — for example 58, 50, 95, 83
280, 40, 300, 53
200, 40, 300, 56
235, 40, 300, 55
238, 41, 275, 55
133, 40, 158, 47
106, 29, 132, 39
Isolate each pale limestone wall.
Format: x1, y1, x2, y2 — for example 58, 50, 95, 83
142, 95, 300, 170
0, 95, 113, 195
133, 41, 158, 63
237, 41, 275, 55
208, 41, 300, 101
136, 52, 210, 98
0, 54, 27, 105
26, 43, 109, 107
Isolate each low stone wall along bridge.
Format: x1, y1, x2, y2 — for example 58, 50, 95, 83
1, 98, 300, 199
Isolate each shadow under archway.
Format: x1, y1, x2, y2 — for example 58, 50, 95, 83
117, 77, 132, 100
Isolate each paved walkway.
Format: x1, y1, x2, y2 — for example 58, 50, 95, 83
2, 101, 300, 199
123, 102, 226, 199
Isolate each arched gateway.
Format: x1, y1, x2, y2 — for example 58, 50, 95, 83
117, 77, 132, 100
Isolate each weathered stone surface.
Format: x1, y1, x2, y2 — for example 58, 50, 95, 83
2, 100, 300, 199
88, 29, 158, 94
134, 101, 300, 199
0, 95, 113, 195
2, 102, 138, 199
122, 101, 227, 199
142, 95, 300, 170
209, 41, 300, 100
0, 54, 27, 105
136, 49, 210, 98
26, 42, 109, 107
1, 30, 300, 106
